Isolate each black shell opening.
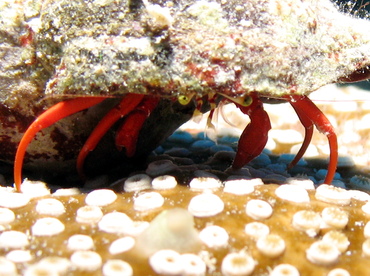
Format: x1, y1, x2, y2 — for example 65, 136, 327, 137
339, 65, 370, 83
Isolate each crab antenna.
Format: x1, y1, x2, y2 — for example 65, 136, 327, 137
14, 97, 106, 192
287, 95, 338, 184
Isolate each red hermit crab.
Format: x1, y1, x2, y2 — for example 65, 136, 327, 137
1, 0, 370, 192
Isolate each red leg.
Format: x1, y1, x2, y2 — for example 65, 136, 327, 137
76, 94, 146, 178
115, 96, 160, 157
14, 97, 106, 191
232, 93, 272, 169
286, 95, 338, 184
287, 102, 314, 169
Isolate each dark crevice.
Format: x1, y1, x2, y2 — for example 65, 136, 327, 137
129, 0, 144, 12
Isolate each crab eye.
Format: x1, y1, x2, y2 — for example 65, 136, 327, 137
232, 95, 253, 106
178, 95, 192, 105
241, 95, 253, 106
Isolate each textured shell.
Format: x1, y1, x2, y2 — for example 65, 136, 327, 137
41, 0, 370, 98
1, 0, 370, 177
3, 0, 370, 106
42, 0, 370, 95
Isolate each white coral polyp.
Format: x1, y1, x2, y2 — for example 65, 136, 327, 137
322, 231, 350, 253
189, 177, 222, 190
362, 202, 370, 215
0, 191, 29, 208
124, 174, 152, 192
67, 234, 94, 251
102, 260, 133, 276
327, 268, 350, 276
199, 225, 229, 248
292, 210, 321, 237
244, 222, 270, 240
245, 199, 273, 220
223, 179, 256, 195
152, 175, 178, 190
363, 239, 370, 257
188, 193, 224, 217
20, 180, 50, 198
76, 205, 103, 224
256, 234, 286, 258
0, 208, 14, 226
221, 252, 255, 276
98, 212, 133, 234
36, 198, 65, 216
134, 192, 164, 211
364, 221, 370, 239
109, 237, 135, 255
149, 250, 183, 275
24, 264, 57, 276
180, 254, 206, 276
37, 257, 71, 275
321, 207, 349, 229
306, 241, 340, 266
315, 184, 351, 205
0, 257, 17, 276
85, 189, 117, 206
0, 231, 29, 249
70, 251, 102, 271
269, 264, 300, 276
31, 218, 65, 236
6, 250, 32, 263
275, 184, 310, 203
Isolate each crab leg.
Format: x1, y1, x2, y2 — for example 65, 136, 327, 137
114, 96, 160, 157
286, 95, 338, 184
232, 93, 272, 169
14, 97, 107, 191
287, 102, 314, 169
76, 94, 146, 178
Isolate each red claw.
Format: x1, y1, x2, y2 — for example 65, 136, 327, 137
76, 94, 145, 178
77, 95, 160, 178
231, 93, 337, 185
14, 94, 160, 191
232, 92, 272, 169
114, 96, 160, 157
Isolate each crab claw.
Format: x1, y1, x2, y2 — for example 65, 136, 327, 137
14, 97, 107, 191
286, 95, 338, 184
76, 94, 160, 179
232, 92, 272, 169
114, 96, 160, 157
14, 93, 161, 190
76, 94, 145, 178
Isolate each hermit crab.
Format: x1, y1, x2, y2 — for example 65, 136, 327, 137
1, 0, 370, 192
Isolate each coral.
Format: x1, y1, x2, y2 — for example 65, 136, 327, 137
0, 180, 368, 275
